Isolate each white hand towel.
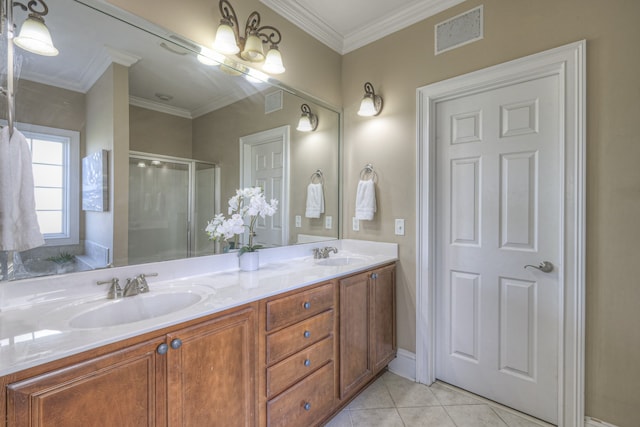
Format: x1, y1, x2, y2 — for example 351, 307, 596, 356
0, 127, 45, 251
305, 182, 324, 218
355, 179, 376, 221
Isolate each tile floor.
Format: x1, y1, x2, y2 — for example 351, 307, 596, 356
324, 371, 555, 427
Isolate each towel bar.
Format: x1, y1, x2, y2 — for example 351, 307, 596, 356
310, 169, 324, 185
359, 163, 378, 181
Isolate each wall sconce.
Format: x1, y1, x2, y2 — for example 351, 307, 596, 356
296, 104, 318, 132
10, 0, 58, 56
212, 0, 285, 74
357, 82, 383, 117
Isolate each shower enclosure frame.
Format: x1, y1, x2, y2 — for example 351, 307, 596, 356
129, 151, 218, 262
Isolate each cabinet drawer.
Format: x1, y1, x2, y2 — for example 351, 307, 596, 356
267, 310, 333, 365
267, 336, 333, 399
266, 282, 334, 331
267, 361, 334, 427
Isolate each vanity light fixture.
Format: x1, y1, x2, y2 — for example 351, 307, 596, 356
212, 0, 285, 74
11, 0, 58, 56
357, 82, 383, 117
296, 104, 318, 132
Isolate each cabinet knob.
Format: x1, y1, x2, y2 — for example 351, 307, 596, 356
170, 338, 182, 350
371, 273, 378, 279
303, 402, 311, 411
157, 343, 169, 355
303, 330, 311, 338
304, 359, 311, 367
303, 301, 311, 310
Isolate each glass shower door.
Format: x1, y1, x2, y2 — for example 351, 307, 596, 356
193, 162, 217, 257
128, 156, 189, 264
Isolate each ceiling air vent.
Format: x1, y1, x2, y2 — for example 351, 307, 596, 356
435, 5, 483, 55
265, 90, 283, 114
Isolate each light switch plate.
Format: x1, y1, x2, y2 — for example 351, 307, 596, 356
295, 215, 301, 228
325, 216, 332, 229
395, 218, 405, 236
352, 217, 360, 231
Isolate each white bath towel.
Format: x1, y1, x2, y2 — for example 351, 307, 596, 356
355, 179, 376, 221
305, 183, 324, 218
0, 127, 45, 251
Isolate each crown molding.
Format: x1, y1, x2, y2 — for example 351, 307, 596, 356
261, 0, 466, 54
129, 96, 193, 119
343, 0, 467, 53
260, 0, 344, 53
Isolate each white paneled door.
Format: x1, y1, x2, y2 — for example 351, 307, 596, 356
241, 126, 290, 248
435, 74, 560, 423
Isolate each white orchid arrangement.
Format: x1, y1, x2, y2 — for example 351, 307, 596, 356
206, 187, 278, 255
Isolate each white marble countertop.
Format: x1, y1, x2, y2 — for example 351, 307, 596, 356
0, 240, 397, 377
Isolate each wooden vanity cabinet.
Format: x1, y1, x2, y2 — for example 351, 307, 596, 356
339, 263, 396, 401
6, 337, 165, 427
2, 263, 396, 427
4, 303, 257, 427
258, 281, 338, 427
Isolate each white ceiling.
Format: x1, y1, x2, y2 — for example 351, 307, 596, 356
260, 0, 467, 54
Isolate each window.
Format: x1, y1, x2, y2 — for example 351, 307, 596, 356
19, 124, 80, 246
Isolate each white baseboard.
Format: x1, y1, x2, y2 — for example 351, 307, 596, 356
585, 417, 619, 427
388, 348, 416, 381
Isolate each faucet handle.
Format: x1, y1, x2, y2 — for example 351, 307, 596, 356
97, 278, 123, 299
136, 273, 157, 293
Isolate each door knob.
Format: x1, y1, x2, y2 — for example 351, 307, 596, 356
524, 261, 554, 273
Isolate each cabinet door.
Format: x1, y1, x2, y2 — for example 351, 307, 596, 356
339, 271, 371, 399
166, 306, 257, 427
371, 264, 397, 373
7, 338, 164, 427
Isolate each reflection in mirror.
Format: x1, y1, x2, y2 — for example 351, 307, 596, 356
0, 0, 340, 281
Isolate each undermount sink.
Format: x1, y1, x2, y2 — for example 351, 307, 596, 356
69, 291, 204, 329
315, 256, 365, 266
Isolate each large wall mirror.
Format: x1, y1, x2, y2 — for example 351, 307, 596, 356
0, 0, 340, 281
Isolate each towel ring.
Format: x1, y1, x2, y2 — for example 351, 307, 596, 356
310, 169, 324, 185
359, 163, 378, 182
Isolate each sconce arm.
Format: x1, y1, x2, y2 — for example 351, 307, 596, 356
219, 0, 240, 40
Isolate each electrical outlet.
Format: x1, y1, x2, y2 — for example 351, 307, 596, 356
395, 218, 405, 236
325, 216, 332, 229
295, 215, 302, 228
352, 217, 360, 231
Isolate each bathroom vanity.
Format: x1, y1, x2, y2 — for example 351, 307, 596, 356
0, 240, 397, 426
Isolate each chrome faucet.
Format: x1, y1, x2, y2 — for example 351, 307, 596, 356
123, 277, 140, 297
97, 278, 123, 299
123, 273, 158, 297
313, 246, 339, 259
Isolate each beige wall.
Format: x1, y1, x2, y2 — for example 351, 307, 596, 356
85, 64, 130, 266
129, 106, 193, 158
342, 1, 640, 425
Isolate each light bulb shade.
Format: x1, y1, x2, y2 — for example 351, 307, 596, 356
241, 32, 265, 62
357, 82, 383, 116
263, 47, 285, 74
297, 116, 313, 132
358, 96, 378, 117
213, 22, 240, 54
13, 15, 58, 56
296, 104, 318, 132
